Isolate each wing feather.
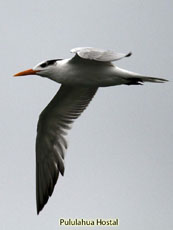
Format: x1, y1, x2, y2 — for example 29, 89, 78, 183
71, 47, 132, 62
36, 85, 97, 214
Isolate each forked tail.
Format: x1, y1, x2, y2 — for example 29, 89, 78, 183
115, 67, 168, 85
125, 76, 168, 85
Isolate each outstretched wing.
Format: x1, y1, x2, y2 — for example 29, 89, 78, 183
36, 85, 97, 214
71, 47, 132, 62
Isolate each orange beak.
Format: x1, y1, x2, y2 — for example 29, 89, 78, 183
14, 69, 39, 77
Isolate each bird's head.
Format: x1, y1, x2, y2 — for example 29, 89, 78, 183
14, 59, 61, 78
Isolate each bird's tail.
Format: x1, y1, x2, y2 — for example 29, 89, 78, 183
125, 76, 168, 85
115, 67, 168, 85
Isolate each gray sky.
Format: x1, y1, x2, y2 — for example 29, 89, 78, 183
1, 0, 173, 229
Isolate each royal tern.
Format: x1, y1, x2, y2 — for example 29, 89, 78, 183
14, 47, 167, 214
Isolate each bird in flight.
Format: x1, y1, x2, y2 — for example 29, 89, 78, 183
14, 47, 167, 214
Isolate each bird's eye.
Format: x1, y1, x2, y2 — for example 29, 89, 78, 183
40, 62, 48, 68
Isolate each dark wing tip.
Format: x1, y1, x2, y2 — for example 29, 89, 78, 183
37, 200, 47, 215
36, 161, 60, 215
125, 52, 132, 57
60, 168, 65, 176
37, 207, 41, 215
36, 184, 54, 215
37, 201, 45, 215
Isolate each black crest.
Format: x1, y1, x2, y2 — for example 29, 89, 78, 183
40, 59, 62, 68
